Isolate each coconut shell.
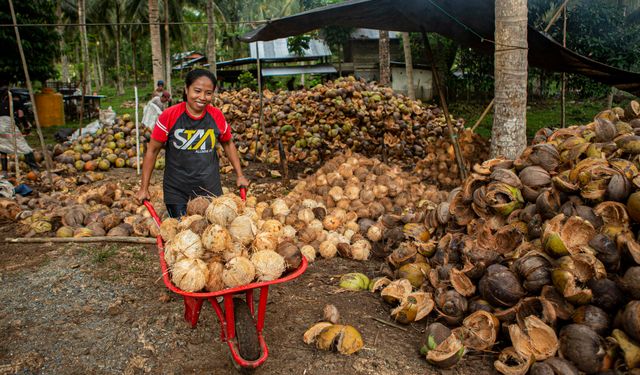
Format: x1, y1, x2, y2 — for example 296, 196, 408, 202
276, 241, 302, 270
479, 264, 526, 308
622, 301, 640, 343
558, 324, 606, 374
251, 250, 286, 281
107, 223, 132, 237
187, 196, 211, 216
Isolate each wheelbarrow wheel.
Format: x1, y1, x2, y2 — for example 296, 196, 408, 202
233, 298, 261, 362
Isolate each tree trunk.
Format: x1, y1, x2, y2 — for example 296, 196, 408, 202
78, 0, 91, 93
206, 0, 217, 76
379, 30, 390, 86
148, 0, 163, 87
95, 44, 103, 90
163, 0, 171, 94
491, 0, 528, 159
402, 32, 415, 100
56, 0, 69, 84
115, 3, 124, 95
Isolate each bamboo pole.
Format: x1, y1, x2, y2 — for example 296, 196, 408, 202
4, 236, 157, 244
471, 99, 494, 132
7, 90, 20, 181
252, 42, 265, 161
544, 0, 570, 33
421, 30, 467, 181
561, 5, 567, 128
135, 86, 140, 175
8, 0, 53, 188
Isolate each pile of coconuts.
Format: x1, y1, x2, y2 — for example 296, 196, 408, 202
13, 181, 166, 238
364, 108, 640, 374
51, 114, 159, 174
212, 76, 488, 188
160, 193, 305, 292
265, 151, 449, 263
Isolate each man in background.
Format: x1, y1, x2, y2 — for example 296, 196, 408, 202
142, 90, 171, 130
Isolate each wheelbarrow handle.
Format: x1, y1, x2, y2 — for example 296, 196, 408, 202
143, 199, 162, 228
239, 185, 247, 202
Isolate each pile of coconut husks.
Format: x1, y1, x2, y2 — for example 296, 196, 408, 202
338, 108, 640, 373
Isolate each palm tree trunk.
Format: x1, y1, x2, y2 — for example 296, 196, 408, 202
163, 0, 171, 94
491, 0, 528, 159
149, 0, 163, 87
206, 0, 217, 76
78, 0, 91, 93
402, 32, 415, 100
379, 30, 390, 86
115, 2, 124, 95
56, 0, 69, 84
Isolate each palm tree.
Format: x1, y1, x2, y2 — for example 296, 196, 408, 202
206, 0, 217, 76
402, 32, 415, 100
379, 30, 390, 86
148, 0, 163, 87
78, 0, 92, 93
492, 0, 528, 158
87, 0, 126, 94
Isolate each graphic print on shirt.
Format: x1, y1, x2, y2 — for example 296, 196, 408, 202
172, 128, 216, 153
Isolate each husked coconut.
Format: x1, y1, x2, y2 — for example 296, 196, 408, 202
160, 218, 179, 242
171, 258, 209, 292
187, 196, 211, 216
205, 261, 225, 292
251, 251, 286, 281
253, 231, 278, 252
173, 229, 204, 259
201, 224, 232, 255
319, 240, 338, 258
300, 245, 316, 262
228, 215, 257, 245
261, 219, 284, 236
205, 196, 238, 226
222, 256, 256, 287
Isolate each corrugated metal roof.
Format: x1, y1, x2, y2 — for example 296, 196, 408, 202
261, 64, 337, 77
350, 28, 401, 40
249, 38, 331, 60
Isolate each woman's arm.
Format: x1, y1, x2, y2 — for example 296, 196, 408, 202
221, 140, 249, 187
135, 138, 164, 202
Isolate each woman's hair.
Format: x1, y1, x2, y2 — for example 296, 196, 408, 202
182, 69, 217, 101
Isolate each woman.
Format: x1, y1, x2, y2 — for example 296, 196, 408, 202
136, 69, 249, 218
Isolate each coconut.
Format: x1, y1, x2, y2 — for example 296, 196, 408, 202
298, 208, 315, 224
277, 241, 303, 270
164, 240, 183, 268
173, 229, 204, 259
367, 223, 384, 242
204, 261, 225, 292
222, 256, 256, 288
228, 215, 257, 246
251, 250, 286, 281
261, 219, 284, 236
281, 225, 297, 242
223, 242, 248, 262
187, 196, 211, 216
86, 222, 106, 236
270, 198, 290, 217
205, 196, 238, 226
253, 232, 278, 252
171, 258, 209, 292
350, 239, 371, 260
177, 214, 208, 235
319, 240, 338, 258
255, 201, 269, 218
156, 217, 177, 241
201, 224, 232, 255
73, 227, 94, 237
300, 245, 316, 262
107, 223, 131, 236
56, 226, 74, 238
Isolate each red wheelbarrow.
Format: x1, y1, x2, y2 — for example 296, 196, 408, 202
143, 189, 308, 371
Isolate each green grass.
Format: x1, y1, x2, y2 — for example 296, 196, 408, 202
449, 99, 609, 139
92, 244, 119, 264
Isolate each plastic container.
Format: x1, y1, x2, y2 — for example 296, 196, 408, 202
35, 87, 64, 127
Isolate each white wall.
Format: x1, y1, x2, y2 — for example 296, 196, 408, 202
391, 67, 433, 101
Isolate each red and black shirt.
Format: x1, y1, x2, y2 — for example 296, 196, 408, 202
151, 102, 232, 204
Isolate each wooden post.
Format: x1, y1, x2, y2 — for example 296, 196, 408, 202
561, 4, 567, 128
278, 139, 289, 187
252, 42, 265, 161
7, 90, 20, 181
135, 86, 140, 175
421, 30, 467, 181
8, 0, 54, 188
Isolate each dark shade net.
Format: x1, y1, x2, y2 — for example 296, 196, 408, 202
240, 0, 640, 95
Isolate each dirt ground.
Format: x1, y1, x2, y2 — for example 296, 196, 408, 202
0, 164, 498, 375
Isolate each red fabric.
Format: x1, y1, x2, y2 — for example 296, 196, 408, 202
151, 102, 232, 143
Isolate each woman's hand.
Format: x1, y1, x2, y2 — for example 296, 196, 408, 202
135, 188, 150, 203
237, 175, 250, 188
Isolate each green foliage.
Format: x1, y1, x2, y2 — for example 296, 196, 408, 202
287, 34, 312, 56
237, 71, 257, 90
0, 0, 60, 83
